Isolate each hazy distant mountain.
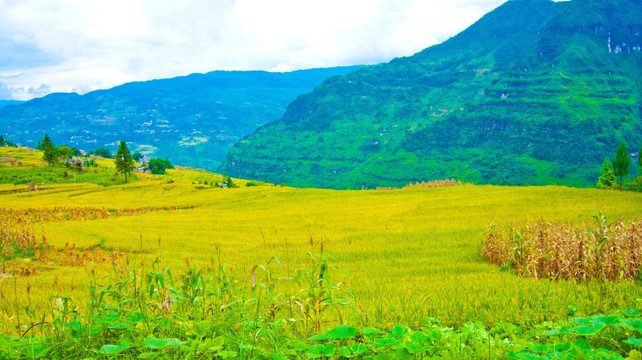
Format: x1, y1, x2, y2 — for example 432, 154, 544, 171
0, 67, 361, 169
222, 0, 642, 188
0, 100, 23, 108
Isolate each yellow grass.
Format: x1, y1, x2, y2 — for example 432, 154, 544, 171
1, 176, 641, 336
1, 146, 641, 334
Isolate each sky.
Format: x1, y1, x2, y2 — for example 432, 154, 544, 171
0, 0, 511, 101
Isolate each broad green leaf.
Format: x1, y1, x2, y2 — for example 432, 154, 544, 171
64, 321, 81, 329
572, 323, 605, 336
404, 343, 428, 353
632, 320, 642, 332
144, 337, 184, 350
324, 325, 357, 340
294, 342, 308, 351
374, 338, 401, 347
338, 344, 368, 358
390, 326, 408, 337
622, 310, 641, 317
373, 353, 395, 360
361, 327, 385, 336
394, 347, 413, 360
624, 338, 642, 348
307, 344, 325, 358
410, 331, 430, 344
323, 345, 336, 357
591, 315, 621, 326
309, 325, 357, 341
99, 342, 130, 355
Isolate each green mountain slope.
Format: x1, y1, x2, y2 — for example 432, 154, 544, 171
0, 67, 360, 170
221, 0, 642, 188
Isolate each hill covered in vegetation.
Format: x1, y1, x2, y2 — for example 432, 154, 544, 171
0, 67, 360, 170
222, 0, 642, 188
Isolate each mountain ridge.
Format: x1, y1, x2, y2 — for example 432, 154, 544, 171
0, 66, 361, 170
221, 0, 642, 188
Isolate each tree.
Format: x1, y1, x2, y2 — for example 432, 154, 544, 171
93, 147, 111, 158
0, 135, 4, 146
148, 158, 174, 175
115, 140, 134, 183
57, 145, 72, 161
41, 133, 57, 166
132, 152, 143, 162
596, 160, 616, 189
612, 141, 631, 189
225, 176, 236, 188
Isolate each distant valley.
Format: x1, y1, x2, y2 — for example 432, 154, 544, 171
0, 66, 360, 170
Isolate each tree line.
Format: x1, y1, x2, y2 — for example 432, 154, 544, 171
36, 134, 173, 182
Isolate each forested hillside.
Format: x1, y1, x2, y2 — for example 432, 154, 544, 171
222, 0, 642, 188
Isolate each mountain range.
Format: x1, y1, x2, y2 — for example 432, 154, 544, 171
0, 67, 360, 170
221, 0, 642, 188
0, 100, 23, 108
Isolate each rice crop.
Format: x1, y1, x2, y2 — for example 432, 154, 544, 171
1, 147, 641, 356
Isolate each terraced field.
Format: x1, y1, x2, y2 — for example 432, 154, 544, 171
1, 147, 641, 358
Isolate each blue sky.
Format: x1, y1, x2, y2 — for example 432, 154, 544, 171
0, 0, 511, 100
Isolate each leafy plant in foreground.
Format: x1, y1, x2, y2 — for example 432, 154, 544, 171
1, 252, 641, 359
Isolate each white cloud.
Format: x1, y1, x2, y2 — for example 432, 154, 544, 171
0, 0, 510, 100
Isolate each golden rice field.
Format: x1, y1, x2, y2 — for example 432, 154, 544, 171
1, 147, 641, 336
